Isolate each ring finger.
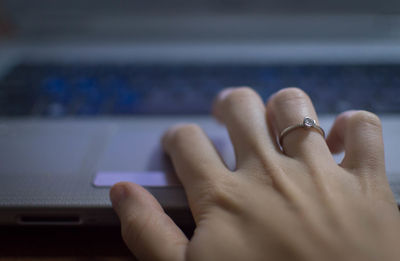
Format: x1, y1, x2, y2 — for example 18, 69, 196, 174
266, 88, 334, 165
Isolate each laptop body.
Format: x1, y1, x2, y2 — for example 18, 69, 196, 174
0, 0, 400, 227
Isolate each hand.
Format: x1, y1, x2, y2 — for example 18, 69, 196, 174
110, 87, 400, 261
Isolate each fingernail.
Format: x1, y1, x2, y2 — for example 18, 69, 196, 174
110, 183, 127, 209
342, 110, 357, 117
217, 87, 235, 100
337, 110, 358, 121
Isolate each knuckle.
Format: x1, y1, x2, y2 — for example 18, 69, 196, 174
206, 184, 229, 204
350, 110, 382, 130
200, 177, 239, 210
273, 87, 309, 104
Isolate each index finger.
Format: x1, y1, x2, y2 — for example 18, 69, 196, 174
162, 124, 230, 219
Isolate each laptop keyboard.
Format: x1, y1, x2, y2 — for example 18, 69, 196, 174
1, 63, 399, 116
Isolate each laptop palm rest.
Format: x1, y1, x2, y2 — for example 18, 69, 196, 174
0, 121, 112, 202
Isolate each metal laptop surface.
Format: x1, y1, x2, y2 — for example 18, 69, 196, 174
0, 44, 400, 227
0, 0, 400, 226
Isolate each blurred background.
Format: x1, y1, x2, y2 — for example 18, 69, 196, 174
2, 0, 400, 43
1, 0, 400, 116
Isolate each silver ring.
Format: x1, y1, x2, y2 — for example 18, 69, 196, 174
279, 117, 325, 148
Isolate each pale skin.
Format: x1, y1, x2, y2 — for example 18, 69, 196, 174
110, 87, 400, 261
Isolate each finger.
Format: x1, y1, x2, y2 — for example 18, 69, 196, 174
326, 110, 357, 155
110, 182, 188, 261
162, 124, 229, 214
266, 88, 333, 164
327, 111, 395, 203
329, 110, 385, 173
212, 87, 279, 169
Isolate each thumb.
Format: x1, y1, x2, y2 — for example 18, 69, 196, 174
110, 182, 188, 261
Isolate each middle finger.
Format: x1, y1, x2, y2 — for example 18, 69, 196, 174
213, 87, 279, 170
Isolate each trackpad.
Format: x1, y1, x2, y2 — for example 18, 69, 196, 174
93, 171, 180, 187
95, 131, 233, 187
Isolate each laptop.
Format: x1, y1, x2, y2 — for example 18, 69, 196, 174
0, 0, 400, 227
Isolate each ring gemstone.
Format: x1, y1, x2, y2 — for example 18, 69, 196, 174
279, 116, 326, 151
303, 117, 315, 128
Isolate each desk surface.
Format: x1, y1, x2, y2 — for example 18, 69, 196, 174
0, 226, 136, 260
